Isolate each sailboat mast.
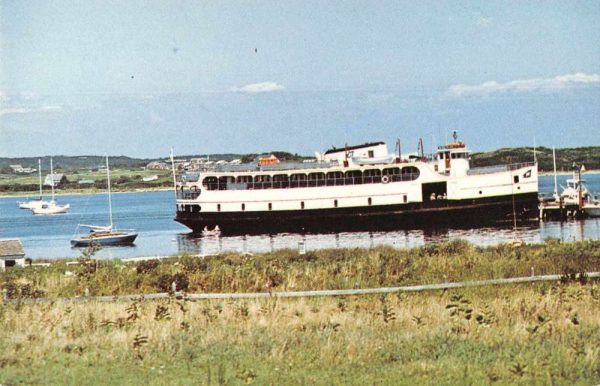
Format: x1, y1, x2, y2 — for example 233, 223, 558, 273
106, 156, 113, 229
170, 148, 177, 200
552, 146, 558, 198
50, 157, 55, 201
38, 159, 42, 199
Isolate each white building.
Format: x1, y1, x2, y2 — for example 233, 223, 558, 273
0, 239, 26, 271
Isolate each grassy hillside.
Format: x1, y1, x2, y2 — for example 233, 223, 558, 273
471, 146, 600, 172
0, 155, 152, 171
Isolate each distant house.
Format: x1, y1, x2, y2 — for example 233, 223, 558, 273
142, 175, 159, 182
258, 155, 280, 166
146, 161, 169, 170
9, 164, 36, 174
44, 173, 68, 187
0, 239, 26, 271
78, 179, 95, 185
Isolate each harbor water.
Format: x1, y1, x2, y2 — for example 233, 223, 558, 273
1, 173, 599, 260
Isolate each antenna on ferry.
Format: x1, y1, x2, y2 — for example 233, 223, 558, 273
418, 138, 424, 159
452, 130, 458, 142
170, 148, 177, 200
533, 136, 537, 164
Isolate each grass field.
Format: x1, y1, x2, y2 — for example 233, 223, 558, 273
1, 240, 599, 384
0, 168, 172, 196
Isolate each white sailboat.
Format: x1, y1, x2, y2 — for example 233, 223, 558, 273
70, 156, 137, 247
31, 158, 70, 215
17, 159, 49, 210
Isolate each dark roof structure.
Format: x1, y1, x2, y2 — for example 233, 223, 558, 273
324, 142, 385, 155
0, 239, 25, 257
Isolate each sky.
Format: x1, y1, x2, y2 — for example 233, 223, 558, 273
1, 0, 599, 158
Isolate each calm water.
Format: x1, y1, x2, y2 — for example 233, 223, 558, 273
1, 173, 599, 260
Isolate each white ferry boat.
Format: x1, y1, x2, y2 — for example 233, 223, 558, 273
174, 136, 538, 235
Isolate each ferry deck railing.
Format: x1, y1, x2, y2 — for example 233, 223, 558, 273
467, 162, 535, 176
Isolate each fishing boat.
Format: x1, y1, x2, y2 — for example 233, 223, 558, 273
17, 159, 49, 210
174, 132, 539, 235
31, 158, 70, 215
70, 156, 137, 247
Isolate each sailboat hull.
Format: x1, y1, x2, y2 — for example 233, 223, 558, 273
18, 200, 48, 210
32, 203, 70, 215
71, 232, 138, 247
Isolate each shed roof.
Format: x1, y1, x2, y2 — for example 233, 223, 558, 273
324, 142, 385, 155
0, 239, 25, 257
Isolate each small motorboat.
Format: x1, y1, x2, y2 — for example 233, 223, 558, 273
583, 194, 600, 218
202, 225, 221, 236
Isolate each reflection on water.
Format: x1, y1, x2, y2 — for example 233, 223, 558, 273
175, 218, 600, 257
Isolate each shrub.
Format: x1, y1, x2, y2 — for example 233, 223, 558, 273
136, 260, 159, 275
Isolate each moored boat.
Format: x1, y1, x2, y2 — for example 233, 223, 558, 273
174, 133, 539, 235
70, 225, 138, 247
31, 158, 70, 215
18, 159, 49, 210
70, 156, 137, 247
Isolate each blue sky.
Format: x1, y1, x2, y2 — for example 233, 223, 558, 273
1, 0, 599, 158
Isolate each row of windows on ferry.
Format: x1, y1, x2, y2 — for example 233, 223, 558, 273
198, 166, 420, 190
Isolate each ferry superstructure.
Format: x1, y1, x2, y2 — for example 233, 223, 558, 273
174, 138, 538, 234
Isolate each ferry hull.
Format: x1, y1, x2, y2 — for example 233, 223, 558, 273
175, 192, 539, 235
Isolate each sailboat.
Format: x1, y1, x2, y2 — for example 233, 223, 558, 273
70, 156, 137, 247
17, 159, 49, 210
31, 158, 70, 215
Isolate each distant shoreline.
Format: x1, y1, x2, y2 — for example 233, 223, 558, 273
538, 169, 600, 177
1, 187, 173, 199
3, 171, 599, 199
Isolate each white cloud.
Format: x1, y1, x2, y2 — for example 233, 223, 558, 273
0, 105, 62, 117
448, 72, 600, 97
476, 16, 492, 27
233, 81, 285, 94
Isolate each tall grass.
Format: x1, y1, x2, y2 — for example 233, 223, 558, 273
2, 239, 599, 299
0, 283, 598, 384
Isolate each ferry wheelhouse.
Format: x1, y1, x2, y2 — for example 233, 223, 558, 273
175, 137, 538, 234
